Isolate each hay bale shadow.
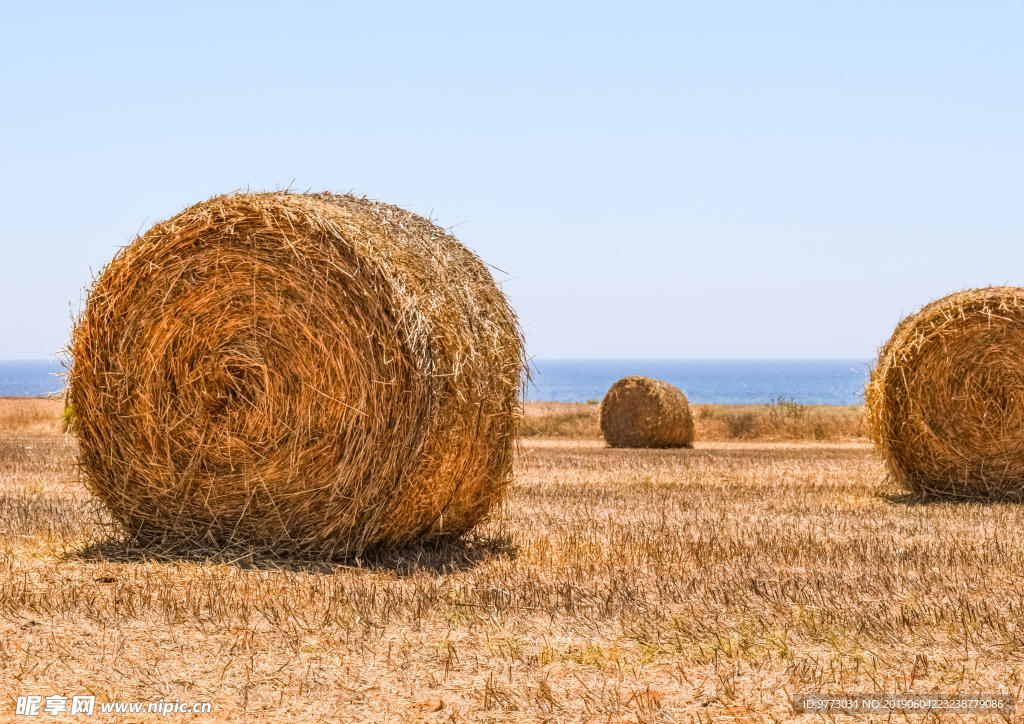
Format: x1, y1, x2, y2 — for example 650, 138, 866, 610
71, 532, 517, 576
878, 489, 1024, 507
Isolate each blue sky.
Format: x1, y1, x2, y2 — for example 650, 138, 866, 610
2, 2, 1021, 359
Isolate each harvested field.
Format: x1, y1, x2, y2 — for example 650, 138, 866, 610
0, 399, 1019, 722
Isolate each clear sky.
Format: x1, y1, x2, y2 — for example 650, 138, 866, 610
2, 2, 1021, 360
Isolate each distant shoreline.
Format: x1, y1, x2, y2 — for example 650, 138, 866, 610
526, 359, 870, 405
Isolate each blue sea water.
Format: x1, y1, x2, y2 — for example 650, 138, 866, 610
0, 358, 872, 405
526, 359, 871, 405
0, 360, 67, 397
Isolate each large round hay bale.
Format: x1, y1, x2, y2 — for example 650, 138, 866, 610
67, 191, 525, 555
599, 376, 694, 448
865, 287, 1024, 497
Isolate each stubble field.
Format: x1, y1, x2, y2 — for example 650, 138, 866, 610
0, 399, 1020, 722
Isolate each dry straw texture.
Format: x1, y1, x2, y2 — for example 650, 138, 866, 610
865, 286, 1024, 497
67, 191, 525, 556
598, 376, 694, 448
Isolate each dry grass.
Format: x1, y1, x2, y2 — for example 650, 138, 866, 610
525, 399, 864, 442
0, 398, 64, 435
522, 402, 602, 438
67, 192, 524, 555
693, 400, 865, 441
0, 398, 1018, 722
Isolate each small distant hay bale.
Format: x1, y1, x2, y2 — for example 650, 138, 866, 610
865, 287, 1024, 498
599, 376, 694, 448
67, 191, 525, 556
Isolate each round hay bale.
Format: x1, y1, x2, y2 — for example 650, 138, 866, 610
67, 191, 525, 555
599, 376, 694, 448
865, 286, 1024, 498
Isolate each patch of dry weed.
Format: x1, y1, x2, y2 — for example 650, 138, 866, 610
525, 399, 865, 442
0, 398, 63, 436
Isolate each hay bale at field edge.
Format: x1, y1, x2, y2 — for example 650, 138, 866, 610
599, 375, 694, 448
865, 286, 1024, 497
67, 191, 525, 556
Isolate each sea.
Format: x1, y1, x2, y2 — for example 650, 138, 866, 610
0, 360, 67, 397
526, 359, 871, 405
0, 359, 873, 406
